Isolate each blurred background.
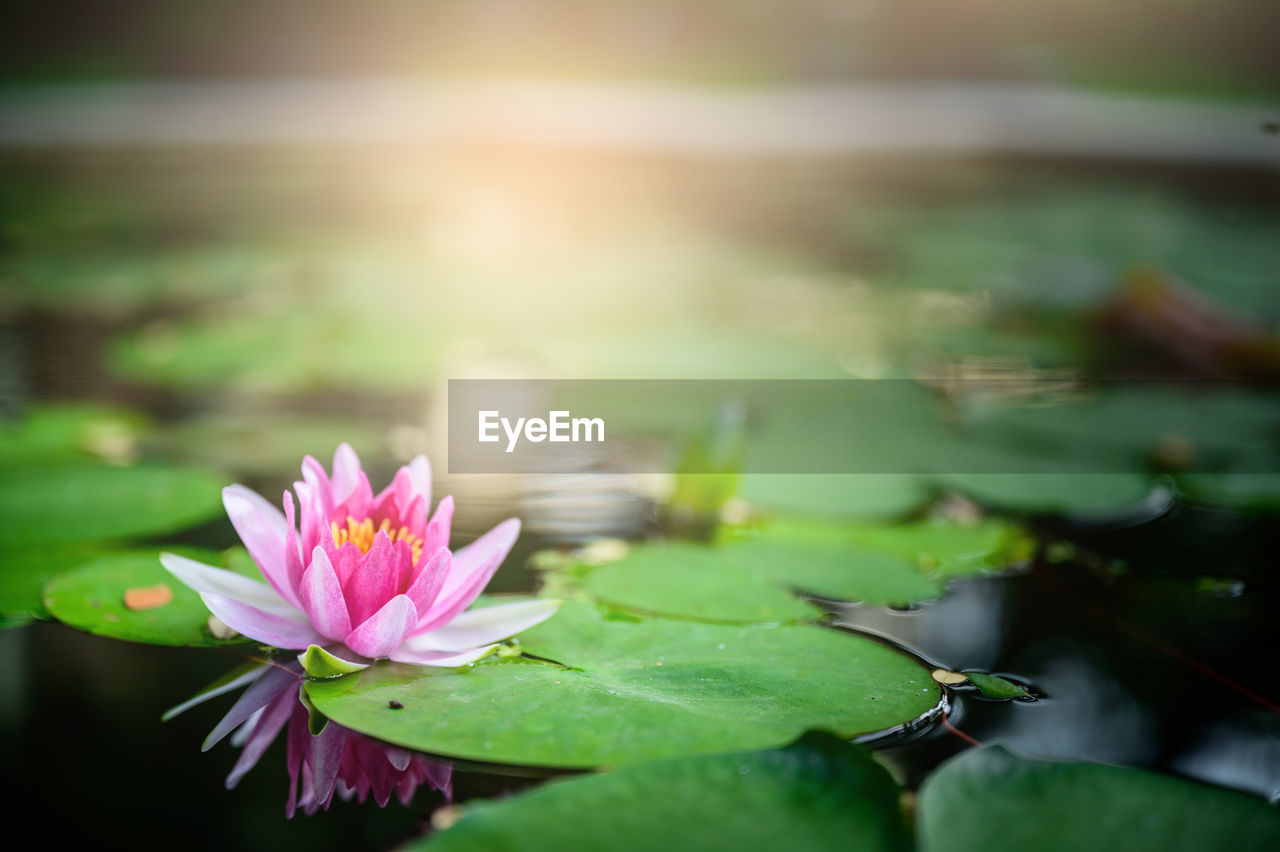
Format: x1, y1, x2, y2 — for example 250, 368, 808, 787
1, 1, 1278, 849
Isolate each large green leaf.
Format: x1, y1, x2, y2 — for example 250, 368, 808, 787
0, 464, 224, 547
306, 600, 942, 768
1173, 473, 1280, 511
737, 474, 933, 520
937, 473, 1161, 515
960, 387, 1280, 473
42, 548, 258, 647
417, 732, 909, 852
0, 404, 148, 468
0, 543, 106, 619
554, 518, 1027, 624
918, 746, 1280, 852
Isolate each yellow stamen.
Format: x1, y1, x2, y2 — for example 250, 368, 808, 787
331, 515, 424, 564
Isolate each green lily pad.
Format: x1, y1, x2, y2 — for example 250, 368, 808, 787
573, 540, 940, 623
1173, 473, 1280, 511
416, 732, 909, 852
918, 746, 1280, 852
42, 548, 259, 647
306, 600, 942, 768
937, 473, 1161, 515
765, 517, 1032, 578
0, 543, 107, 619
0, 464, 224, 548
738, 474, 933, 521
966, 672, 1032, 699
0, 404, 148, 468
960, 387, 1280, 473
553, 518, 1027, 624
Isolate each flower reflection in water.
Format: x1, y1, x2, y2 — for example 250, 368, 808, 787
177, 659, 450, 817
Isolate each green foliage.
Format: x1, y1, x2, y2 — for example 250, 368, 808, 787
306, 599, 941, 768
938, 473, 1160, 515
0, 464, 224, 548
738, 474, 933, 520
544, 517, 1028, 624
0, 543, 106, 620
418, 732, 910, 852
965, 672, 1031, 699
918, 746, 1280, 852
42, 548, 258, 647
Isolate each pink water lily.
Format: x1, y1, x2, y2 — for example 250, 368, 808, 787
161, 444, 558, 668
168, 659, 452, 817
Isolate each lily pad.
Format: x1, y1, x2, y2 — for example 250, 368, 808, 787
737, 474, 933, 521
918, 746, 1280, 852
1173, 473, 1280, 511
0, 464, 224, 548
306, 600, 942, 768
416, 732, 909, 852
554, 518, 1027, 624
0, 543, 106, 619
966, 672, 1032, 700
0, 404, 147, 468
573, 539, 940, 623
42, 548, 259, 647
937, 473, 1161, 515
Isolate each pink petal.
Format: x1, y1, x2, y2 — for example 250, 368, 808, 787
309, 719, 352, 809
282, 491, 306, 602
204, 664, 299, 751
297, 547, 351, 641
406, 456, 432, 509
421, 495, 454, 556
387, 643, 497, 667
223, 484, 298, 606
300, 455, 334, 516
405, 546, 450, 616
344, 595, 418, 658
201, 592, 325, 650
226, 684, 296, 789
342, 531, 405, 626
408, 599, 559, 652
160, 552, 298, 616
417, 518, 520, 632
385, 747, 412, 772
330, 443, 362, 505
162, 664, 267, 722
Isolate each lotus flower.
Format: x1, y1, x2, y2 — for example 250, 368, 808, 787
168, 660, 451, 817
161, 444, 558, 667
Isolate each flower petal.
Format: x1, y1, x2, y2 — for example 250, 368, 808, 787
160, 552, 299, 618
162, 662, 267, 722
309, 720, 351, 811
342, 531, 405, 626
417, 518, 520, 632
406, 455, 431, 510
344, 594, 418, 659
297, 547, 351, 640
203, 663, 300, 751
388, 643, 498, 667
405, 546, 450, 616
407, 599, 560, 652
222, 484, 298, 606
421, 495, 454, 556
226, 685, 297, 789
330, 443, 362, 505
200, 592, 325, 649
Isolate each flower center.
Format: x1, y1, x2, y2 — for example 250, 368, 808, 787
331, 516, 424, 564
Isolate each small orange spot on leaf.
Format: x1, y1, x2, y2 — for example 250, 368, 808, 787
124, 584, 173, 611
